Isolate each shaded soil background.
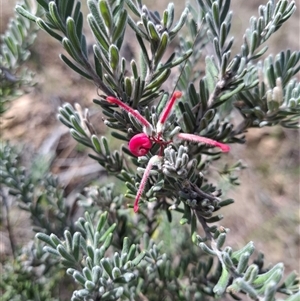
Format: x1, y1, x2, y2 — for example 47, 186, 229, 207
1, 0, 299, 291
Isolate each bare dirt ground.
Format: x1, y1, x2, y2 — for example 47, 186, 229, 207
1, 0, 299, 282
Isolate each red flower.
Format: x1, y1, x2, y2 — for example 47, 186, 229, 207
129, 133, 152, 156
106, 92, 230, 212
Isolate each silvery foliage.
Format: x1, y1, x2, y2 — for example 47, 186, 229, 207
1, 0, 298, 300
0, 0, 40, 114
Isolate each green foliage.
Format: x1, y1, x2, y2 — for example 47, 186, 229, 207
0, 143, 71, 236
0, 0, 40, 114
36, 211, 148, 301
2, 0, 299, 300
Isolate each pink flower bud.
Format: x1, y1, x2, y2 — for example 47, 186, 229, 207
129, 133, 152, 156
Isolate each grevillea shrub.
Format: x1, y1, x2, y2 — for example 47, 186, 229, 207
1, 0, 299, 300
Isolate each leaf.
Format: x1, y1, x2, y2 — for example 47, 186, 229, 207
99, 223, 117, 244
72, 232, 81, 261
57, 245, 76, 263
169, 7, 189, 40
60, 54, 92, 80
205, 56, 218, 93
62, 37, 84, 64
198, 242, 216, 256
125, 0, 140, 17
66, 17, 82, 54
15, 5, 38, 23
157, 49, 193, 72
101, 258, 113, 278
218, 83, 245, 102
36, 18, 63, 42
132, 250, 146, 266
213, 264, 230, 296
166, 2, 174, 29
136, 34, 150, 68
231, 241, 255, 262
70, 115, 86, 136
145, 69, 171, 91
73, 271, 86, 286
180, 202, 191, 225
212, 2, 220, 30
127, 15, 149, 40
87, 14, 110, 51
49, 1, 65, 32
114, 272, 135, 283
36, 233, 56, 248
101, 287, 124, 301
109, 44, 119, 71
99, 0, 113, 31
154, 32, 169, 68
112, 9, 127, 42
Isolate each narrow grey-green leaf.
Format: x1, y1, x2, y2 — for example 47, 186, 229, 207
166, 2, 174, 30
101, 258, 113, 278
212, 2, 220, 30
213, 264, 230, 295
60, 54, 93, 80
101, 287, 124, 301
250, 30, 258, 56
73, 271, 86, 286
91, 135, 102, 153
112, 10, 127, 42
130, 60, 139, 79
137, 33, 151, 67
205, 56, 218, 93
114, 272, 135, 283
62, 37, 84, 64
125, 0, 140, 17
124, 77, 133, 97
131, 250, 146, 266
109, 45, 119, 71
101, 136, 111, 156
16, 5, 38, 23
96, 211, 108, 233
36, 233, 56, 249
99, 223, 117, 244
87, 14, 110, 51
145, 69, 171, 90
218, 83, 245, 102
99, 0, 113, 31
66, 17, 82, 54
147, 21, 160, 43
72, 232, 81, 261
127, 15, 149, 40
36, 18, 63, 41
154, 32, 169, 68
169, 7, 189, 40
57, 245, 76, 263
49, 1, 65, 32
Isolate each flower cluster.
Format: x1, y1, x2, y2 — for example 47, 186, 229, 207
106, 92, 230, 212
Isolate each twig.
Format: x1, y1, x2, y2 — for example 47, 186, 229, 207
194, 209, 213, 241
